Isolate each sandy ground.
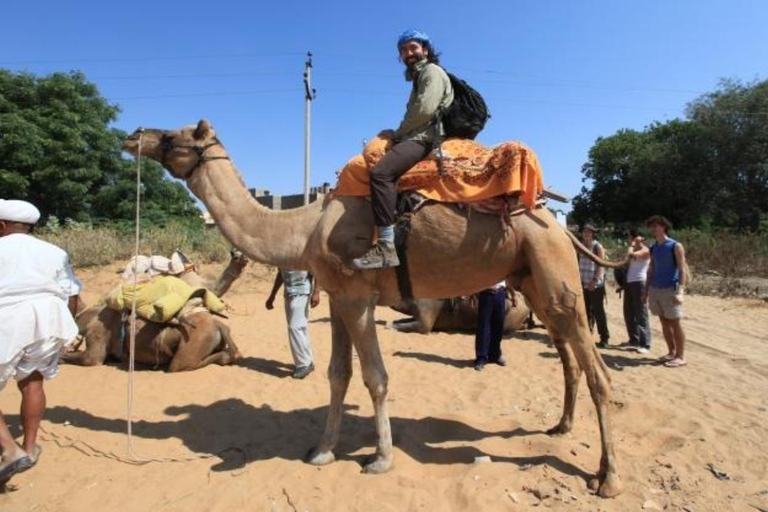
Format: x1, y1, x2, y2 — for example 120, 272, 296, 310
1, 261, 767, 512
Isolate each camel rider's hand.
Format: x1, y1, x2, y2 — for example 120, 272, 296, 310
265, 297, 275, 310
310, 290, 321, 308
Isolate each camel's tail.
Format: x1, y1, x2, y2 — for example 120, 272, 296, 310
563, 228, 628, 269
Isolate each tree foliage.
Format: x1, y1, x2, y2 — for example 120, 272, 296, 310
572, 79, 768, 231
0, 70, 200, 225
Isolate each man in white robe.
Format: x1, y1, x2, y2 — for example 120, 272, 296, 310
0, 200, 81, 484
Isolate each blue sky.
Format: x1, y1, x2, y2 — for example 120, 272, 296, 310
2, 0, 766, 207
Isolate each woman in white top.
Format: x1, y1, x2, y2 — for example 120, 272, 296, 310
623, 229, 652, 353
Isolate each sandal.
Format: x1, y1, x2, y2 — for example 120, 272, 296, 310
0, 455, 34, 484
664, 358, 687, 368
658, 353, 675, 363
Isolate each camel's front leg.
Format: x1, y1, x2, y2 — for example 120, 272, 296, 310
307, 298, 353, 466
340, 296, 393, 474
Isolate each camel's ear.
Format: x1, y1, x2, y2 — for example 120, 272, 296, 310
193, 119, 212, 140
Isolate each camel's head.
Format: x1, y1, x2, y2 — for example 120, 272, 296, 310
123, 119, 225, 180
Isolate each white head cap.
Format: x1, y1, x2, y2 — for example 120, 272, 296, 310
0, 200, 41, 224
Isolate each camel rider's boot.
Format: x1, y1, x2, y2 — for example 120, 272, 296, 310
351, 240, 399, 270
351, 225, 399, 270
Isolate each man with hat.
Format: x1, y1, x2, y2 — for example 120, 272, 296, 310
578, 223, 610, 347
351, 29, 454, 270
0, 200, 81, 484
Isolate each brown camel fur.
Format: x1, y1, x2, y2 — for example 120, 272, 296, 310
123, 120, 625, 497
64, 250, 248, 372
390, 292, 534, 334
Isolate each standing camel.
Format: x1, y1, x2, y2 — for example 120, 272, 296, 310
65, 250, 248, 372
123, 120, 624, 497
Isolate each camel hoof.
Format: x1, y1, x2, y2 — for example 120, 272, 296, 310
361, 455, 393, 474
588, 477, 600, 491
546, 421, 572, 436
598, 473, 623, 498
305, 448, 335, 466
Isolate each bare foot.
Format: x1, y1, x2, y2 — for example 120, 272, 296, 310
0, 445, 27, 466
24, 445, 42, 465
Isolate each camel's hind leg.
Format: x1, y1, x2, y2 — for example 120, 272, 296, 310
525, 227, 622, 498
307, 297, 354, 466
519, 275, 582, 435
167, 314, 232, 372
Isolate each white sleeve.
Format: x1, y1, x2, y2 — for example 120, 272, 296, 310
56, 253, 82, 297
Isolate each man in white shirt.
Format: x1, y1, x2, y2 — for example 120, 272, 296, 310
0, 200, 81, 484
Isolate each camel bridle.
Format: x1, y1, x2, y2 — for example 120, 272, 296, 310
159, 134, 231, 179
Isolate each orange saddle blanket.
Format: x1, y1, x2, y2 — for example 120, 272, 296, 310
334, 136, 545, 208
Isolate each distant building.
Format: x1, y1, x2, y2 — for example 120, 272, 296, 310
250, 182, 332, 210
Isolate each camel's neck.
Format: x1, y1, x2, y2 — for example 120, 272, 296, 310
187, 157, 321, 269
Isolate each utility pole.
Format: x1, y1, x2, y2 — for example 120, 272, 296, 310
303, 52, 316, 205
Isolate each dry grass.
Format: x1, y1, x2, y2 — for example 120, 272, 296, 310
602, 229, 768, 278
39, 223, 233, 268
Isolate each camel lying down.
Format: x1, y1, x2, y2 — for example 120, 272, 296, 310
123, 119, 626, 497
390, 291, 536, 334
64, 250, 248, 372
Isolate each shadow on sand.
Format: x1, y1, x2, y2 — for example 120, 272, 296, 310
538, 348, 660, 371
29, 401, 593, 482
392, 350, 471, 369
234, 356, 294, 378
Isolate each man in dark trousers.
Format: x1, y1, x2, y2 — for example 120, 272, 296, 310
578, 224, 610, 347
474, 281, 508, 371
351, 29, 454, 270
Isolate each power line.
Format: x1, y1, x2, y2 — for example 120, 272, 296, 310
0, 51, 305, 66
108, 89, 302, 101
2, 51, 726, 96
90, 71, 296, 81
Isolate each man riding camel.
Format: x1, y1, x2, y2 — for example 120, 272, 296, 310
351, 29, 454, 270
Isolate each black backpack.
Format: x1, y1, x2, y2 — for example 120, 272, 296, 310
440, 71, 490, 140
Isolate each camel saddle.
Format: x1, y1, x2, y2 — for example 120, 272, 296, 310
334, 136, 545, 210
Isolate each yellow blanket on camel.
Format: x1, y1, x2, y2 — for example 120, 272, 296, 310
333, 136, 545, 209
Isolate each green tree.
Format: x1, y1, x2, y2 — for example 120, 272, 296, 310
573, 78, 768, 231
686, 79, 768, 230
0, 70, 199, 224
